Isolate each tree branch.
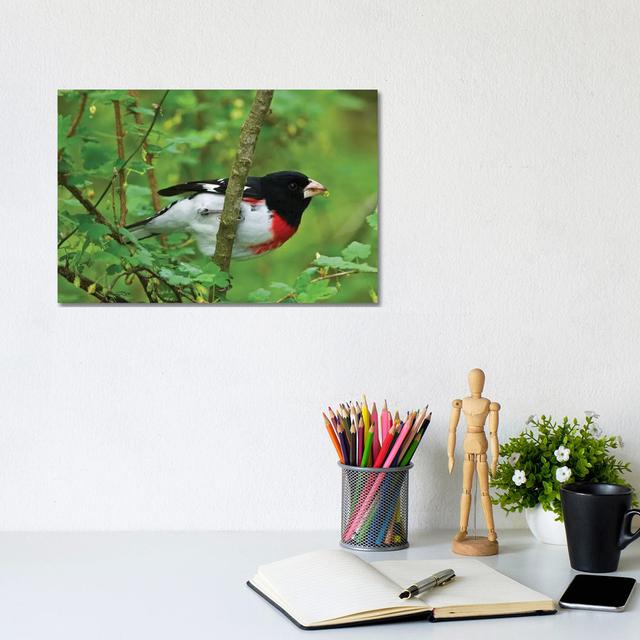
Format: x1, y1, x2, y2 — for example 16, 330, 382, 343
94, 89, 169, 209
128, 90, 162, 212
113, 100, 128, 226
67, 92, 88, 138
57, 91, 88, 161
58, 172, 125, 244
212, 89, 274, 300
134, 272, 160, 303
58, 90, 169, 249
59, 173, 190, 304
58, 265, 128, 303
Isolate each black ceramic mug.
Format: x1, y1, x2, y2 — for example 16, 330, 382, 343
560, 483, 640, 572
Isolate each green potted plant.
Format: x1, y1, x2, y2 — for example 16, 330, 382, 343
491, 412, 634, 544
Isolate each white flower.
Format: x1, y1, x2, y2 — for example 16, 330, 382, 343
585, 411, 600, 419
512, 470, 526, 486
588, 423, 603, 438
554, 445, 570, 462
525, 415, 536, 426
508, 452, 521, 465
556, 466, 572, 482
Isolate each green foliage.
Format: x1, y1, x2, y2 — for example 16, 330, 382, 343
491, 414, 635, 520
58, 89, 378, 303
246, 225, 377, 303
366, 211, 378, 231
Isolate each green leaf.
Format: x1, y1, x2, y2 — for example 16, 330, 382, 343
177, 262, 203, 277
313, 255, 352, 270
77, 219, 110, 241
195, 270, 229, 287
341, 241, 371, 261
129, 105, 156, 117
248, 288, 272, 302
158, 267, 191, 286
106, 263, 124, 275
106, 239, 131, 259
213, 271, 230, 287
293, 267, 318, 292
128, 249, 155, 269
366, 211, 378, 231
92, 90, 132, 104
66, 173, 93, 187
194, 273, 217, 285
128, 161, 149, 174
269, 282, 294, 295
297, 279, 338, 303
118, 227, 141, 244
82, 142, 112, 171
58, 114, 72, 147
314, 255, 377, 273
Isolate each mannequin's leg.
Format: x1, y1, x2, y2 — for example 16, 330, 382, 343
454, 454, 475, 541
477, 454, 497, 542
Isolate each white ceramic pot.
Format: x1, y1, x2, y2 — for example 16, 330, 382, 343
524, 504, 567, 545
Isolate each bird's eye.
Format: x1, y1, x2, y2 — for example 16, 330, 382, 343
288, 182, 298, 191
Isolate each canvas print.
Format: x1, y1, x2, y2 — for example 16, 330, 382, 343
58, 90, 378, 304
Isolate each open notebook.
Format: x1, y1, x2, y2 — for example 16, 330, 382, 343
248, 550, 555, 629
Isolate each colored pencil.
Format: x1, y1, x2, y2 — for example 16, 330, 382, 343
360, 418, 375, 468
361, 423, 375, 468
396, 407, 426, 464
371, 402, 380, 459
381, 400, 390, 442
328, 406, 339, 433
336, 422, 350, 465
373, 421, 396, 467
356, 416, 364, 465
349, 419, 357, 465
323, 412, 344, 463
399, 412, 431, 466
341, 406, 353, 462
361, 395, 370, 433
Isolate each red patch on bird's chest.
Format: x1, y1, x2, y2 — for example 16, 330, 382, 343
249, 212, 297, 255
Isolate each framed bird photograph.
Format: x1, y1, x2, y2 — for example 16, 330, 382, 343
57, 90, 378, 304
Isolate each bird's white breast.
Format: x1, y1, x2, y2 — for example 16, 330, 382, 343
142, 193, 276, 259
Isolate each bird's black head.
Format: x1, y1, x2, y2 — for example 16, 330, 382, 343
260, 171, 326, 228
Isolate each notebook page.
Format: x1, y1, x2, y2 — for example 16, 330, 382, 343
254, 550, 426, 625
372, 559, 552, 609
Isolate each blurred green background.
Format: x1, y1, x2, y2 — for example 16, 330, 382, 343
58, 89, 378, 303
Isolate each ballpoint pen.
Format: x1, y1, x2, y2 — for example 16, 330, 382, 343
398, 569, 456, 599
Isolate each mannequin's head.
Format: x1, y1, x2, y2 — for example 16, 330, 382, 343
468, 368, 485, 397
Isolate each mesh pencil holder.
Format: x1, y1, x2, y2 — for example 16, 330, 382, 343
339, 463, 413, 552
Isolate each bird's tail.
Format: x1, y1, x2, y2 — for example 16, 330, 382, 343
125, 200, 178, 240
125, 215, 159, 241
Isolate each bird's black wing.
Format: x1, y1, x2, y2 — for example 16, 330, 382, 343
158, 176, 264, 199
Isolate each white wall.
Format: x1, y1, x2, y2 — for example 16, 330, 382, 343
1, 0, 639, 531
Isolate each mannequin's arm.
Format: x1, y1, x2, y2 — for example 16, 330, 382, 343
489, 402, 500, 477
448, 400, 462, 473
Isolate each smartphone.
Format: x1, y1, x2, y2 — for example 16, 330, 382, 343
559, 574, 636, 612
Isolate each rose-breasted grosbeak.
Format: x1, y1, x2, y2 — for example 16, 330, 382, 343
127, 171, 326, 259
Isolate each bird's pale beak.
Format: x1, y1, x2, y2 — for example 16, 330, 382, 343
303, 179, 327, 199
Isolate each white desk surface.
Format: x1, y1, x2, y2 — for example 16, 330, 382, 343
0, 529, 637, 639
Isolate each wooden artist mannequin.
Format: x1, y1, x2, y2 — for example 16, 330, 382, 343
448, 368, 500, 556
